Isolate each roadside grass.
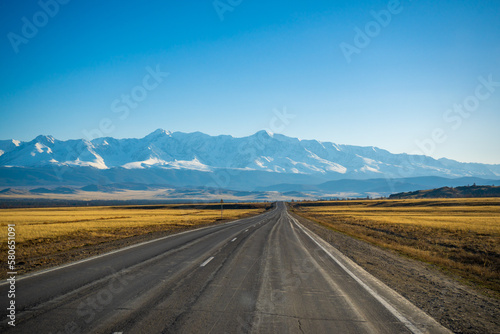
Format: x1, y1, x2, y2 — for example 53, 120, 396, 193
0, 203, 266, 276
290, 198, 500, 295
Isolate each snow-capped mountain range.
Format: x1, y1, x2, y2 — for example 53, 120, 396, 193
1, 129, 499, 181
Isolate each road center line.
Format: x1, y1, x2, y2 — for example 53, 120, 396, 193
200, 256, 214, 267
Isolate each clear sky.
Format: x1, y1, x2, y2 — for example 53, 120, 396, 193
0, 0, 499, 164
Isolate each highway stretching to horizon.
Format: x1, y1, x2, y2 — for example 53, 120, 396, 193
1, 202, 451, 333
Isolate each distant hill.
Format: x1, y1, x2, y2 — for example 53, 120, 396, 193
389, 185, 500, 199
30, 187, 76, 194
80, 183, 153, 192
0, 188, 28, 195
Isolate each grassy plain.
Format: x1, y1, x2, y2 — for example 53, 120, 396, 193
290, 198, 500, 294
1, 203, 267, 276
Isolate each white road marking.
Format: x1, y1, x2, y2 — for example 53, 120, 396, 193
200, 256, 214, 267
231, 238, 237, 242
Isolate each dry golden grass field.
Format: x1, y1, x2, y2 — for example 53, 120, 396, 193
290, 198, 500, 295
0, 203, 267, 277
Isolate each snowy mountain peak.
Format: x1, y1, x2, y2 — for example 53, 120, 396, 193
253, 130, 274, 138
34, 135, 56, 145
145, 128, 172, 139
0, 130, 499, 180
0, 139, 23, 157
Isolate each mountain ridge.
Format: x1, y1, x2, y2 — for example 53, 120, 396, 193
1, 130, 499, 188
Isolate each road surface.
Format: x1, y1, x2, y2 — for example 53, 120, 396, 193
1, 202, 450, 333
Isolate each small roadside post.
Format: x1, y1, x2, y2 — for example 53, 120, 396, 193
220, 199, 223, 220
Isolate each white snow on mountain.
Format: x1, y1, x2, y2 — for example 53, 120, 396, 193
0, 129, 499, 179
0, 139, 22, 157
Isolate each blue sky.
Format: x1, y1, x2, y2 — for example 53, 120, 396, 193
1, 0, 499, 163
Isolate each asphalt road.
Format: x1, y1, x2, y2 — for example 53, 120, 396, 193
1, 202, 451, 333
